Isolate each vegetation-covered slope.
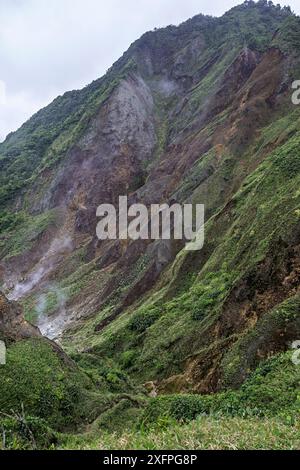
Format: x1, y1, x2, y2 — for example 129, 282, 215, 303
0, 1, 300, 449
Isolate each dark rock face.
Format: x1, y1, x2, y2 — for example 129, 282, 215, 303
47, 73, 156, 212
0, 292, 41, 342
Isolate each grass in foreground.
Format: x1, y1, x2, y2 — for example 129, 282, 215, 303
59, 416, 300, 450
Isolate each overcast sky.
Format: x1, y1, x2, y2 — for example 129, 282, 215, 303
0, 0, 299, 142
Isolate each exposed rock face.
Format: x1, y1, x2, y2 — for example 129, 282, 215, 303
46, 73, 156, 213
0, 292, 41, 342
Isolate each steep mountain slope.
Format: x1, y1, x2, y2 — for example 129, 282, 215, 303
0, 1, 300, 448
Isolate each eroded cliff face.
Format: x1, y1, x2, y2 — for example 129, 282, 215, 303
0, 292, 41, 342
0, 2, 299, 393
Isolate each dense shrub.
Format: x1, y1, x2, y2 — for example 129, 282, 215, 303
129, 306, 161, 333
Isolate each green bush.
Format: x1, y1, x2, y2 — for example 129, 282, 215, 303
129, 306, 161, 333
188, 271, 232, 321
120, 350, 137, 369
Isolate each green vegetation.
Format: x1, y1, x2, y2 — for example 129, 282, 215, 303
129, 306, 162, 333
0, 339, 91, 429
0, 338, 147, 449
1, 0, 300, 451
0, 414, 56, 450
0, 209, 59, 260
142, 352, 300, 425
59, 415, 300, 450
273, 15, 300, 52
1, 347, 298, 450
221, 294, 300, 388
